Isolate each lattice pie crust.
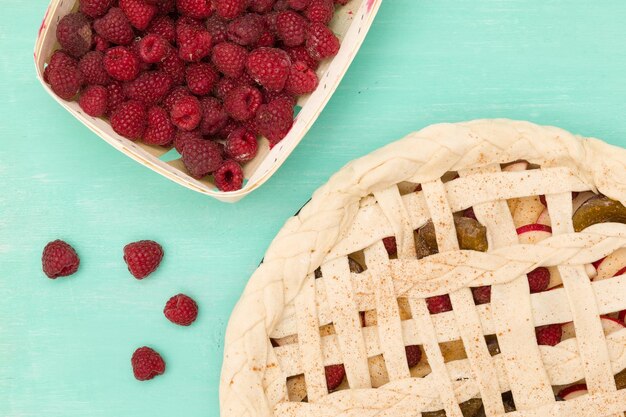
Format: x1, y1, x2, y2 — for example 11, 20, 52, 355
220, 119, 626, 417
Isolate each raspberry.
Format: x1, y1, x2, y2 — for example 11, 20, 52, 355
131, 347, 165, 381
177, 15, 206, 31
42, 240, 80, 279
56, 13, 92, 58
213, 160, 244, 191
405, 345, 422, 368
255, 97, 294, 145
276, 11, 307, 47
48, 65, 83, 100
264, 11, 279, 31
472, 286, 491, 305
123, 71, 173, 106
137, 34, 170, 63
106, 81, 126, 114
254, 30, 276, 48
111, 100, 147, 140
177, 24, 213, 62
94, 8, 135, 46
426, 295, 452, 314
246, 47, 291, 91
163, 86, 191, 112
218, 118, 242, 140
154, 0, 176, 14
227, 13, 265, 46
382, 236, 397, 256
144, 106, 175, 145
535, 324, 562, 346
305, 0, 334, 24
177, 0, 214, 19
213, 76, 238, 100
120, 0, 158, 30
225, 127, 258, 162
324, 364, 345, 392
79, 85, 109, 117
78, 51, 111, 85
93, 34, 111, 52
287, 0, 311, 10
44, 50, 78, 84
527, 267, 550, 293
104, 46, 140, 81
182, 138, 223, 178
200, 97, 229, 135
248, 0, 274, 12
123, 240, 163, 279
272, 0, 289, 11
147, 15, 176, 44
80, 0, 114, 18
285, 45, 319, 70
185, 63, 219, 96
211, 42, 248, 78
285, 61, 318, 95
174, 129, 202, 154
306, 22, 339, 60
261, 89, 296, 106
158, 50, 187, 85
170, 95, 202, 131
206, 16, 229, 44
215, 0, 248, 20
163, 293, 199, 326
224, 85, 262, 121
130, 40, 154, 73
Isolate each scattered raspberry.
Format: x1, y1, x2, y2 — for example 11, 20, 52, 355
163, 86, 192, 112
306, 22, 340, 60
305, 0, 334, 24
78, 51, 110, 85
255, 97, 294, 145
211, 42, 248, 78
250, 0, 275, 13
527, 267, 550, 293
158, 50, 187, 85
131, 347, 165, 381
106, 81, 126, 115
163, 293, 199, 326
185, 63, 219, 95
324, 364, 345, 392
42, 240, 80, 279
215, 0, 247, 20
276, 11, 307, 47
123, 240, 164, 279
144, 106, 175, 145
200, 97, 229, 135
94, 7, 135, 46
79, 85, 109, 117
174, 129, 203, 154
472, 286, 491, 305
111, 100, 147, 139
405, 345, 422, 368
246, 47, 291, 91
206, 16, 229, 44
224, 85, 263, 121
48, 65, 83, 100
56, 13, 92, 58
170, 95, 202, 131
225, 127, 258, 162
80, 0, 114, 18
147, 15, 177, 43
177, 23, 213, 62
182, 138, 223, 178
285, 61, 318, 95
138, 34, 170, 63
120, 0, 158, 30
535, 324, 562, 346
426, 295, 452, 314
177, 0, 214, 19
285, 45, 319, 70
104, 46, 140, 81
227, 13, 265, 46
288, 0, 311, 10
123, 71, 173, 106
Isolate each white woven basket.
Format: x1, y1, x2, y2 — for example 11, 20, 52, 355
34, 0, 382, 203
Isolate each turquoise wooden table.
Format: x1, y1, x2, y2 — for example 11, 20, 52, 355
3, 1, 626, 416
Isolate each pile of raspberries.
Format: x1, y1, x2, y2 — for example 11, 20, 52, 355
45, 0, 348, 191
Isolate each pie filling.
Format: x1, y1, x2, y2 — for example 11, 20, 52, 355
269, 160, 626, 416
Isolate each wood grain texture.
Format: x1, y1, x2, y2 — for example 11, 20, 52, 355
1, 1, 626, 416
